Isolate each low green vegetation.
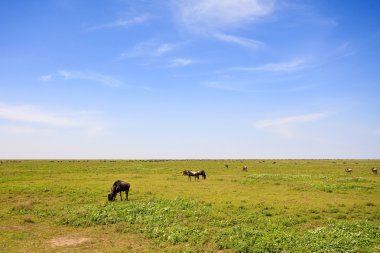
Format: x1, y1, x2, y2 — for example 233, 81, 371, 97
0, 160, 379, 252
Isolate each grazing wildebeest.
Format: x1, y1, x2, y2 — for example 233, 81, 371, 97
183, 170, 200, 181
345, 168, 353, 174
225, 164, 229, 169
242, 165, 248, 172
182, 170, 206, 181
372, 167, 378, 174
196, 170, 206, 180
108, 180, 130, 201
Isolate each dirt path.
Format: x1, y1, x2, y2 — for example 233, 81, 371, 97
50, 236, 90, 247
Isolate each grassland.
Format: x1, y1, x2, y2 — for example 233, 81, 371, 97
0, 159, 379, 252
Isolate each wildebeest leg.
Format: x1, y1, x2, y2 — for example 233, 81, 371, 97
125, 191, 128, 201
120, 191, 122, 201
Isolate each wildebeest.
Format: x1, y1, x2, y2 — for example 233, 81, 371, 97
225, 164, 229, 169
197, 170, 206, 180
345, 168, 353, 174
372, 167, 378, 174
183, 170, 206, 181
183, 170, 199, 181
108, 180, 130, 201
242, 165, 248, 172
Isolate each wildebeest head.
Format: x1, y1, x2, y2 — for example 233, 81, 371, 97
108, 186, 116, 201
108, 192, 115, 201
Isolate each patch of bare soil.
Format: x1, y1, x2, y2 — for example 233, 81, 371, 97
50, 236, 90, 247
0, 225, 24, 231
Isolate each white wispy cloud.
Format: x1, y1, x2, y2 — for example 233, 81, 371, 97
156, 43, 176, 55
203, 80, 316, 93
40, 74, 52, 81
284, 2, 338, 28
119, 42, 177, 59
0, 104, 82, 127
255, 113, 327, 129
214, 33, 265, 49
254, 112, 328, 137
230, 59, 307, 72
58, 70, 122, 87
169, 58, 193, 67
0, 103, 106, 136
173, 0, 275, 33
0, 125, 55, 135
139, 86, 155, 92
88, 14, 151, 30
336, 41, 356, 58
202, 81, 248, 92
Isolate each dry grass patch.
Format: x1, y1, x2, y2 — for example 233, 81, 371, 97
50, 236, 90, 247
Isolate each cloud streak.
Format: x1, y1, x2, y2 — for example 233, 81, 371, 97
174, 0, 275, 33
58, 70, 122, 87
229, 59, 307, 73
40, 74, 52, 81
254, 112, 328, 137
0, 104, 82, 127
202, 81, 249, 92
119, 42, 177, 59
88, 14, 151, 30
0, 103, 106, 136
214, 33, 265, 49
169, 58, 193, 67
0, 125, 54, 135
255, 113, 327, 129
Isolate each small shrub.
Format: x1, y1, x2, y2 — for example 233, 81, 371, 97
23, 214, 34, 223
261, 210, 273, 217
336, 214, 347, 219
327, 208, 339, 214
12, 200, 34, 214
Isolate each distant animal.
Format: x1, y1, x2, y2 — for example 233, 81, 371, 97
183, 170, 206, 181
372, 167, 378, 174
345, 168, 353, 174
196, 170, 207, 180
183, 170, 199, 181
108, 180, 130, 201
242, 165, 248, 172
225, 164, 229, 169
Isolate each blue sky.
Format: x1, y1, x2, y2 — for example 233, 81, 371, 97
0, 0, 379, 159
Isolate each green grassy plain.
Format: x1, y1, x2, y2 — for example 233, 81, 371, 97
0, 160, 379, 252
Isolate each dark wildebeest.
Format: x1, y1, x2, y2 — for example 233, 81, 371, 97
182, 170, 206, 181
196, 170, 206, 180
345, 168, 353, 174
242, 165, 248, 172
183, 170, 200, 181
108, 180, 130, 201
372, 167, 378, 174
225, 164, 229, 169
